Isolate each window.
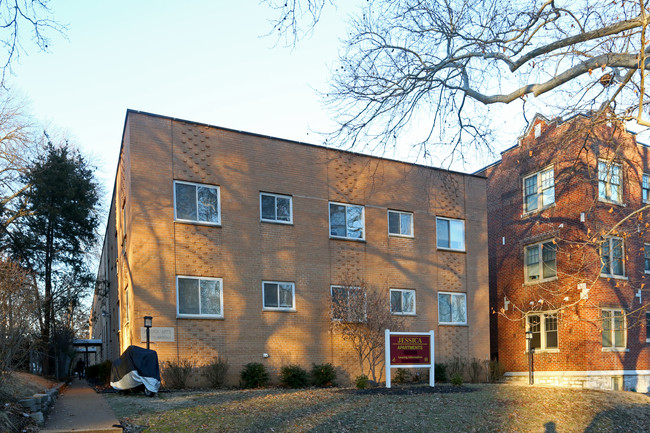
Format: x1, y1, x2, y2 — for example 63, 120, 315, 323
645, 244, 650, 274
527, 313, 558, 350
602, 309, 626, 349
388, 210, 413, 237
598, 160, 622, 203
601, 237, 625, 277
124, 285, 130, 325
331, 285, 366, 321
262, 281, 295, 311
260, 193, 292, 224
436, 217, 465, 251
524, 240, 557, 282
523, 167, 555, 213
438, 292, 467, 325
174, 181, 220, 224
646, 311, 650, 343
121, 202, 127, 244
177, 276, 223, 318
643, 173, 650, 203
329, 202, 365, 240
390, 289, 416, 315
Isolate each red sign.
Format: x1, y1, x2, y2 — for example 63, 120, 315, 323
389, 334, 431, 365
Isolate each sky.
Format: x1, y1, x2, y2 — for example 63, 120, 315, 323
7, 1, 352, 195
7, 0, 540, 201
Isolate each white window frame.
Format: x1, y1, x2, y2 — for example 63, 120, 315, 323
390, 289, 416, 315
601, 308, 627, 351
524, 240, 557, 283
260, 192, 293, 224
436, 217, 466, 251
526, 312, 559, 352
645, 244, 650, 274
124, 285, 130, 325
387, 210, 414, 238
262, 281, 296, 311
330, 285, 366, 322
173, 180, 221, 225
328, 202, 365, 241
643, 173, 649, 204
176, 276, 224, 319
437, 292, 467, 325
598, 160, 623, 204
522, 166, 555, 213
121, 201, 127, 245
600, 236, 626, 278
645, 311, 650, 343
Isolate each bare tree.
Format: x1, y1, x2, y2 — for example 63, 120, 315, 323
265, 1, 650, 165
0, 257, 37, 387
330, 283, 405, 382
262, 0, 332, 46
0, 94, 37, 245
0, 1, 64, 86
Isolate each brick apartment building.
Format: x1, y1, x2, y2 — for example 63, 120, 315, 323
478, 113, 650, 392
90, 110, 490, 385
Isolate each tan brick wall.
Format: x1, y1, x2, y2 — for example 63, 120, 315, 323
97, 110, 490, 385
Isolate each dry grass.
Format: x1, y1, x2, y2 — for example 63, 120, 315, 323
0, 372, 59, 433
105, 383, 649, 433
0, 371, 57, 401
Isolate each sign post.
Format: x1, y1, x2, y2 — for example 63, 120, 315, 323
385, 329, 435, 388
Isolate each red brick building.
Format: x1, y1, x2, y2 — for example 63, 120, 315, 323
90, 110, 490, 385
479, 113, 650, 392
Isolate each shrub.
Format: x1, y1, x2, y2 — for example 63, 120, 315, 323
280, 365, 309, 388
451, 372, 463, 386
355, 374, 369, 389
204, 356, 229, 388
469, 358, 484, 383
161, 359, 195, 389
240, 362, 269, 388
393, 368, 411, 384
434, 363, 447, 383
447, 357, 466, 381
311, 363, 337, 387
488, 359, 506, 383
85, 360, 112, 385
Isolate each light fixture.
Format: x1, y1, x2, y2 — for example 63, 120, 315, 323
525, 330, 534, 385
144, 316, 153, 349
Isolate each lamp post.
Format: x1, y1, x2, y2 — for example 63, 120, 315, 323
525, 330, 534, 385
144, 316, 153, 350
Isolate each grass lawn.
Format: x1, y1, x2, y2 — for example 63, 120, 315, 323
105, 383, 649, 433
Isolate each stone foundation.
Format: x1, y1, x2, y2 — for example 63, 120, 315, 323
503, 370, 650, 393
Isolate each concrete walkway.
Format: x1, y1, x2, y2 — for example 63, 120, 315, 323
41, 378, 122, 433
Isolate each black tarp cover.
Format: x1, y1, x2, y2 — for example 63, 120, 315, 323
110, 345, 161, 393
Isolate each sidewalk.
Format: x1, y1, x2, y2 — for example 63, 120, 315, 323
41, 378, 122, 433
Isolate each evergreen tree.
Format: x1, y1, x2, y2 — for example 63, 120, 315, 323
10, 139, 99, 374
